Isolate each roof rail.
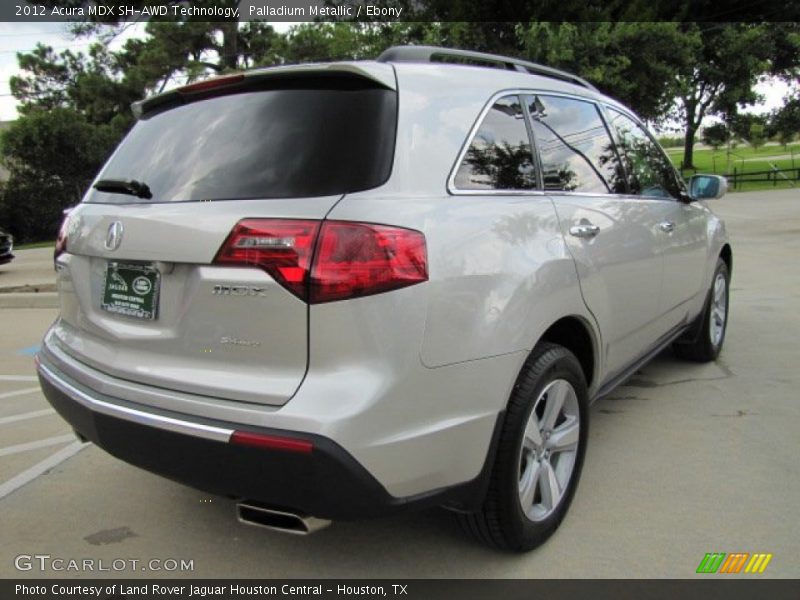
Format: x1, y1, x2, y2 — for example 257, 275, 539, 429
376, 45, 598, 92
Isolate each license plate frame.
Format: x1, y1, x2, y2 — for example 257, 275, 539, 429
101, 261, 161, 320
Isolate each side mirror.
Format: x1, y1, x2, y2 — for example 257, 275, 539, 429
688, 174, 727, 200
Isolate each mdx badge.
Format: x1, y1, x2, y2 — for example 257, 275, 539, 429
105, 221, 124, 251
212, 285, 268, 296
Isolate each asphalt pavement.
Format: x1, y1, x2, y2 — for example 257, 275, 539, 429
0, 189, 798, 578
0, 246, 57, 308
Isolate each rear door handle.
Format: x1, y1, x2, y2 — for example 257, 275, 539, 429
658, 221, 675, 233
569, 224, 600, 239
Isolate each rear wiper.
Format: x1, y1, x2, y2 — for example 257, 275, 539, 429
93, 179, 153, 199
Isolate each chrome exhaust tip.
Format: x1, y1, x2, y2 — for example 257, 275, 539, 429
236, 501, 331, 535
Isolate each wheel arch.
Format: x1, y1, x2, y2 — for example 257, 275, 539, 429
536, 316, 597, 389
720, 243, 732, 277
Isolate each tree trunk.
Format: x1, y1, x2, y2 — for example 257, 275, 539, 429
220, 21, 238, 71
683, 124, 696, 170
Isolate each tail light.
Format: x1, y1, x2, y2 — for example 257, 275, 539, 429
310, 222, 428, 303
213, 219, 319, 300
214, 219, 428, 303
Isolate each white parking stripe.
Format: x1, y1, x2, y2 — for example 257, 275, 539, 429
0, 376, 38, 382
0, 409, 56, 426
0, 387, 41, 400
0, 441, 88, 500
0, 434, 76, 457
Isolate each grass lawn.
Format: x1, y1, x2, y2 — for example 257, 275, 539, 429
666, 143, 800, 192
16, 240, 55, 250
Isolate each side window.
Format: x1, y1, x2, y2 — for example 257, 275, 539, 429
606, 108, 682, 199
526, 95, 626, 194
454, 96, 537, 191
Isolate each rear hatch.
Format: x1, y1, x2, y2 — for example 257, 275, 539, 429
51, 65, 397, 406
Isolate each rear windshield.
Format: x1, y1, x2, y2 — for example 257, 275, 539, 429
90, 82, 397, 203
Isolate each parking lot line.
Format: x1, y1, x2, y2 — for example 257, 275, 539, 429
0, 387, 41, 400
0, 434, 76, 458
0, 440, 87, 500
0, 409, 56, 426
0, 376, 38, 382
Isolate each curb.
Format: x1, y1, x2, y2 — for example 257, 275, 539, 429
0, 292, 59, 309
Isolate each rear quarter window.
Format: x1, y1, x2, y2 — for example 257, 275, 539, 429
453, 95, 537, 191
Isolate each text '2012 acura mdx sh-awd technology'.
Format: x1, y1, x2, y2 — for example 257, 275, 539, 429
38, 46, 731, 551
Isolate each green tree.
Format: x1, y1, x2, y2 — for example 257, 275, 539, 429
770, 96, 800, 148
728, 113, 768, 146
10, 43, 142, 133
747, 121, 767, 152
517, 22, 692, 122
674, 23, 800, 168
701, 123, 730, 150
0, 109, 118, 242
270, 22, 383, 64
2, 39, 147, 242
1, 9, 279, 242
44, 1, 255, 76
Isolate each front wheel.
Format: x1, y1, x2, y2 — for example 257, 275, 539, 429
459, 343, 588, 552
674, 258, 730, 362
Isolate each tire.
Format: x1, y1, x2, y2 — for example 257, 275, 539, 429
459, 342, 589, 552
673, 258, 730, 362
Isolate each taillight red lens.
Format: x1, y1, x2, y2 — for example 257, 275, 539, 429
214, 219, 428, 303
310, 222, 428, 303
213, 219, 320, 300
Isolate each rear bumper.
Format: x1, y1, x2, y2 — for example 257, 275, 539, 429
37, 355, 499, 520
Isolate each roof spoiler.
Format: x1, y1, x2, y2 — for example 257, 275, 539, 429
131, 63, 396, 119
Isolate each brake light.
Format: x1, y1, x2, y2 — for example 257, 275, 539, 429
179, 73, 245, 94
214, 219, 428, 303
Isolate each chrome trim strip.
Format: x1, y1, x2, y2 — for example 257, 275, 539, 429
448, 189, 550, 197
547, 190, 678, 203
38, 361, 234, 443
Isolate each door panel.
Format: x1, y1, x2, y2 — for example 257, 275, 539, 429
524, 94, 671, 378
659, 201, 710, 326
602, 106, 709, 328
552, 195, 672, 377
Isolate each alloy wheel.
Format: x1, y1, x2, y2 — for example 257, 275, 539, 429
517, 379, 580, 522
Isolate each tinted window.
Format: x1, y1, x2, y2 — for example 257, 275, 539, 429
607, 108, 681, 199
527, 95, 625, 194
454, 96, 536, 190
90, 84, 397, 203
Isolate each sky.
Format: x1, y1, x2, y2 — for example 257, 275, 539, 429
0, 22, 794, 126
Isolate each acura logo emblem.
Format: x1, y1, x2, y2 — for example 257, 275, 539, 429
105, 221, 124, 251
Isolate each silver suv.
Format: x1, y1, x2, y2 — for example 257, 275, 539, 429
37, 46, 731, 552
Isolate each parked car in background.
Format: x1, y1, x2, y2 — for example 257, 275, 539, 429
37, 46, 731, 552
0, 229, 14, 265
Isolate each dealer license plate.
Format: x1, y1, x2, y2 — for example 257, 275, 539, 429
101, 261, 160, 320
